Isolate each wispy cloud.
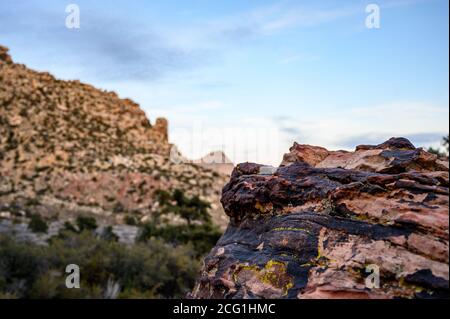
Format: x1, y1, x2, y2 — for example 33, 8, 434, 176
163, 0, 429, 55
0, 2, 203, 82
1, 0, 428, 82
1, 0, 444, 166
256, 0, 428, 34
260, 6, 358, 34
338, 132, 447, 149
277, 101, 449, 151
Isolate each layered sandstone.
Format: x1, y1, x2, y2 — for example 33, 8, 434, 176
192, 138, 449, 299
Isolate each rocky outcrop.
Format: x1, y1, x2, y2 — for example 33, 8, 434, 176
0, 46, 12, 64
153, 117, 169, 143
191, 138, 449, 299
0, 45, 229, 231
195, 151, 235, 176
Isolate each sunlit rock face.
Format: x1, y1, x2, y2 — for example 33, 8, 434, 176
191, 138, 449, 299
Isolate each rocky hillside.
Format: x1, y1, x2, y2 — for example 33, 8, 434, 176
0, 45, 229, 231
191, 138, 449, 299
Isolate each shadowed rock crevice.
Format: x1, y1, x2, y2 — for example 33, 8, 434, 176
191, 138, 449, 299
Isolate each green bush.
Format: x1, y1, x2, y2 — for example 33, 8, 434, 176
428, 135, 449, 156
139, 223, 221, 257
76, 216, 97, 232
100, 226, 119, 242
113, 202, 125, 214
63, 221, 77, 233
0, 232, 200, 299
28, 214, 48, 234
155, 189, 211, 225
142, 189, 221, 256
124, 215, 138, 226
0, 190, 223, 299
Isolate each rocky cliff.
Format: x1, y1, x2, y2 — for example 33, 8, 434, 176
0, 45, 229, 231
191, 138, 449, 299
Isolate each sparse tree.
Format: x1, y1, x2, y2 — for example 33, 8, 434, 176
428, 135, 449, 157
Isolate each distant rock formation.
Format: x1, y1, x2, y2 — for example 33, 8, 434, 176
191, 138, 449, 299
195, 151, 235, 176
0, 45, 229, 232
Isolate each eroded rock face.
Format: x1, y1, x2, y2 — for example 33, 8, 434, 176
191, 138, 449, 299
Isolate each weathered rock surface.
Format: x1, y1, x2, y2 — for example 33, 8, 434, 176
192, 138, 449, 299
0, 45, 229, 233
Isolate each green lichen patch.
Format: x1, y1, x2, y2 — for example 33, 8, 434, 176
233, 260, 294, 296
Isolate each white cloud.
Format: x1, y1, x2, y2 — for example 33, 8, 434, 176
260, 6, 358, 34
287, 101, 449, 150
109, 51, 448, 166
162, 101, 448, 166
160, 0, 429, 61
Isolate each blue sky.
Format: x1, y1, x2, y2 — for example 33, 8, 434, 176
1, 0, 449, 165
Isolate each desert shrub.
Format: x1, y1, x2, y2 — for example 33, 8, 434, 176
113, 202, 125, 214
428, 135, 449, 156
100, 226, 119, 242
0, 232, 200, 299
0, 190, 222, 299
140, 189, 221, 256
124, 215, 138, 226
28, 214, 48, 234
0, 236, 46, 297
154, 189, 171, 206
169, 190, 211, 225
75, 216, 97, 232
26, 198, 40, 207
139, 223, 221, 257
63, 221, 77, 233
154, 189, 211, 225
